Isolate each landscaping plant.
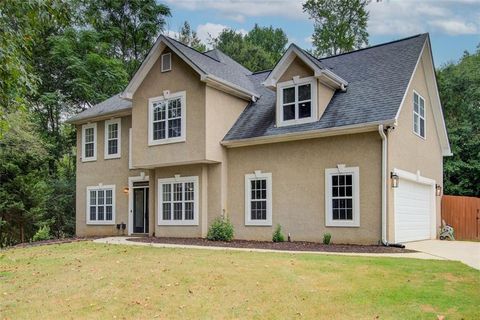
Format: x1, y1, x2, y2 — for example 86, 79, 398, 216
272, 224, 285, 242
323, 232, 332, 245
32, 225, 51, 242
207, 217, 234, 241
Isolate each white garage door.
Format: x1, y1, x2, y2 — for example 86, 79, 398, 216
395, 178, 433, 243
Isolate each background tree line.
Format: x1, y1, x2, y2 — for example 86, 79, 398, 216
0, 0, 478, 246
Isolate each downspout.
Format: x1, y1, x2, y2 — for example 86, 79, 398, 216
378, 125, 389, 246
378, 125, 405, 248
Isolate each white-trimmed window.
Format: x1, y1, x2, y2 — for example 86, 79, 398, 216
104, 119, 121, 159
86, 185, 115, 224
245, 171, 272, 226
82, 123, 97, 162
413, 91, 426, 139
158, 176, 198, 225
161, 53, 171, 72
148, 91, 186, 145
325, 167, 360, 227
277, 76, 317, 127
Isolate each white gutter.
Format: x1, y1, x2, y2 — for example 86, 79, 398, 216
378, 125, 388, 245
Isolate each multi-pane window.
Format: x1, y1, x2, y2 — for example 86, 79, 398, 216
87, 185, 115, 224
413, 92, 426, 138
158, 176, 198, 225
245, 172, 272, 226
105, 119, 121, 159
277, 78, 317, 126
82, 123, 97, 161
325, 167, 360, 227
331, 174, 353, 220
149, 91, 186, 145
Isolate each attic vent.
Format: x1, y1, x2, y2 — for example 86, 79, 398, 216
161, 53, 171, 72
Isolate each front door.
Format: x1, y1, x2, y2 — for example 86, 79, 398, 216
133, 187, 149, 234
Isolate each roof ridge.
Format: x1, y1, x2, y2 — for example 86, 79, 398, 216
163, 35, 223, 63
318, 33, 428, 61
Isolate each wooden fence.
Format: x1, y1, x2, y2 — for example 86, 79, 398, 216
441, 195, 480, 241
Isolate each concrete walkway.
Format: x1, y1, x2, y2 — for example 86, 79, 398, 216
94, 237, 443, 261
405, 240, 480, 270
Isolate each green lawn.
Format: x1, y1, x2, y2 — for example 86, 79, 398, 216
1, 242, 479, 319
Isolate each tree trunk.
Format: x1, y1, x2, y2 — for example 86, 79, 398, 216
20, 224, 24, 243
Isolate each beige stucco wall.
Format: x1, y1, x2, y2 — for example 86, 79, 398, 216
279, 57, 313, 82
76, 116, 143, 237
226, 132, 383, 244
131, 48, 207, 168
386, 49, 443, 242
205, 86, 247, 161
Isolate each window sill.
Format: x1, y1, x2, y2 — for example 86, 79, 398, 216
245, 221, 272, 227
148, 137, 186, 146
326, 222, 360, 228
86, 222, 115, 225
82, 157, 97, 162
158, 221, 199, 226
277, 117, 316, 127
104, 154, 121, 160
412, 131, 426, 140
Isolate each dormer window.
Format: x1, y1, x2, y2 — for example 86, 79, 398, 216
276, 77, 317, 127
161, 53, 171, 72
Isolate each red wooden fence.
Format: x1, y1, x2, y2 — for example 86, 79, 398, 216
441, 195, 480, 241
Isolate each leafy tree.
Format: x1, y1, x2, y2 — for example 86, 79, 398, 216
81, 0, 171, 76
0, 112, 51, 246
303, 0, 370, 57
245, 24, 288, 63
438, 47, 480, 196
0, 0, 70, 120
176, 21, 206, 52
211, 25, 288, 72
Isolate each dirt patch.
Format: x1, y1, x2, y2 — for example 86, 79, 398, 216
127, 237, 415, 254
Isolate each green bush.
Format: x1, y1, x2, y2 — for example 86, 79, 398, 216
32, 225, 51, 242
323, 232, 332, 245
272, 224, 285, 242
207, 217, 234, 241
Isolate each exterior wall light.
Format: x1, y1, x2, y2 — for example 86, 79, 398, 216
435, 184, 442, 196
123, 187, 129, 194
390, 172, 399, 188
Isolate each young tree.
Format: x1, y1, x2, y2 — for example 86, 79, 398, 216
211, 25, 288, 72
438, 47, 480, 196
303, 0, 370, 57
176, 21, 206, 52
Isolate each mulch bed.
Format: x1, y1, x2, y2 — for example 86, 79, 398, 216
127, 237, 415, 254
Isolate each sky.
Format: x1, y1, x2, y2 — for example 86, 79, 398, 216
162, 0, 480, 67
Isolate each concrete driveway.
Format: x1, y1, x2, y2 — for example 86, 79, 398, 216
405, 240, 480, 270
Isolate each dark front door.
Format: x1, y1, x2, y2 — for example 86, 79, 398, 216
133, 187, 149, 233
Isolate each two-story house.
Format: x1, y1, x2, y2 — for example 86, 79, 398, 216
67, 33, 450, 244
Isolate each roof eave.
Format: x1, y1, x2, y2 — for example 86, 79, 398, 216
65, 109, 132, 125
222, 119, 396, 148
203, 74, 259, 101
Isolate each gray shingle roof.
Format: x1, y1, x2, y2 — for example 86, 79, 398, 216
66, 94, 131, 123
223, 34, 427, 141
164, 37, 258, 96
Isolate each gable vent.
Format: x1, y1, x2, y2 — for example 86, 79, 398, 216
161, 53, 171, 72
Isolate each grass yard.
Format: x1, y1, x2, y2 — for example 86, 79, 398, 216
1, 242, 479, 319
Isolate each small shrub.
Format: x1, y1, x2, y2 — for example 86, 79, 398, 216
323, 232, 332, 245
207, 217, 234, 241
33, 225, 51, 242
272, 224, 285, 242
